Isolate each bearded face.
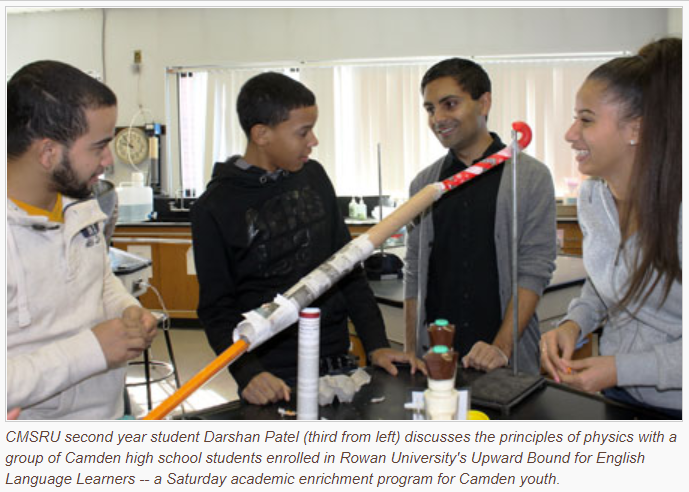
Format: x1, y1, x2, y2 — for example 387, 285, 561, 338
49, 152, 94, 200
47, 106, 118, 200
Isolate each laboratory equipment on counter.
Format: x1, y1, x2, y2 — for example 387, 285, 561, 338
427, 319, 456, 348
109, 247, 152, 297
177, 366, 669, 421
143, 122, 532, 420
116, 172, 153, 223
423, 346, 461, 420
348, 197, 357, 218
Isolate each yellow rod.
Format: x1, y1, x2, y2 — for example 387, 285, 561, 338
143, 338, 249, 420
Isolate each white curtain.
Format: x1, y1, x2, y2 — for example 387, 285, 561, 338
177, 72, 208, 196
484, 59, 604, 195
298, 67, 337, 178
203, 69, 263, 186
302, 63, 444, 200
178, 68, 265, 193
178, 57, 610, 199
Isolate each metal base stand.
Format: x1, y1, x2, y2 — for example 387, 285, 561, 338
466, 127, 547, 416
469, 368, 546, 416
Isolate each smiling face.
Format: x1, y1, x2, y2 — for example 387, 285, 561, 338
261, 105, 319, 173
565, 79, 639, 186
423, 76, 491, 160
50, 105, 117, 199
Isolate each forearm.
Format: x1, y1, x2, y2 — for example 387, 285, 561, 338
340, 267, 390, 353
192, 205, 243, 354
493, 287, 540, 356
404, 298, 418, 354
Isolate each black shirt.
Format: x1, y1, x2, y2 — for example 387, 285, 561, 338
425, 133, 505, 357
191, 157, 389, 390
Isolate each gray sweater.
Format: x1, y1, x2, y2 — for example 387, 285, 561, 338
561, 178, 682, 410
404, 150, 557, 374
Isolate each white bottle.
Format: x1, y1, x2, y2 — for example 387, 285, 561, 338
348, 197, 357, 219
116, 172, 153, 223
360, 197, 368, 220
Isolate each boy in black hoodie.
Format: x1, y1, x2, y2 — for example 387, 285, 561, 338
191, 72, 422, 405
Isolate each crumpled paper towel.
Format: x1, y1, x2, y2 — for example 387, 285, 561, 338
318, 368, 371, 406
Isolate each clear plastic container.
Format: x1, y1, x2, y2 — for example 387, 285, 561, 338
116, 172, 153, 223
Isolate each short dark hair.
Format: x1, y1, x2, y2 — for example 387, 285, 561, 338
7, 60, 117, 159
236, 72, 316, 138
420, 58, 492, 100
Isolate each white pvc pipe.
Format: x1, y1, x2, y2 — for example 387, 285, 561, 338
297, 308, 321, 420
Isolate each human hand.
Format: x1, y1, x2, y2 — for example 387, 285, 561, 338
122, 305, 158, 346
7, 408, 21, 420
461, 341, 509, 372
540, 321, 581, 383
557, 356, 617, 393
241, 372, 291, 405
370, 348, 427, 376
92, 318, 147, 368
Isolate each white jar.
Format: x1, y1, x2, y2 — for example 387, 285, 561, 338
116, 172, 153, 223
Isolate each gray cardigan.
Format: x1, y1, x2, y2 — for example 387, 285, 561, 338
561, 178, 682, 410
404, 150, 557, 374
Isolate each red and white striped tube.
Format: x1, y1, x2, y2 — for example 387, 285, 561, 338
441, 121, 532, 191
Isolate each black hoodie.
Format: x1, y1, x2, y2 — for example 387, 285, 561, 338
190, 156, 389, 391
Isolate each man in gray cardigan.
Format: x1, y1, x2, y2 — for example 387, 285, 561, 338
404, 58, 556, 375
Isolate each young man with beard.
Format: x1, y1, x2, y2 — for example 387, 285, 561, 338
191, 72, 423, 406
7, 60, 157, 419
404, 58, 557, 375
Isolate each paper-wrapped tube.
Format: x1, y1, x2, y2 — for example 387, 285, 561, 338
143, 122, 532, 420
297, 308, 320, 420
